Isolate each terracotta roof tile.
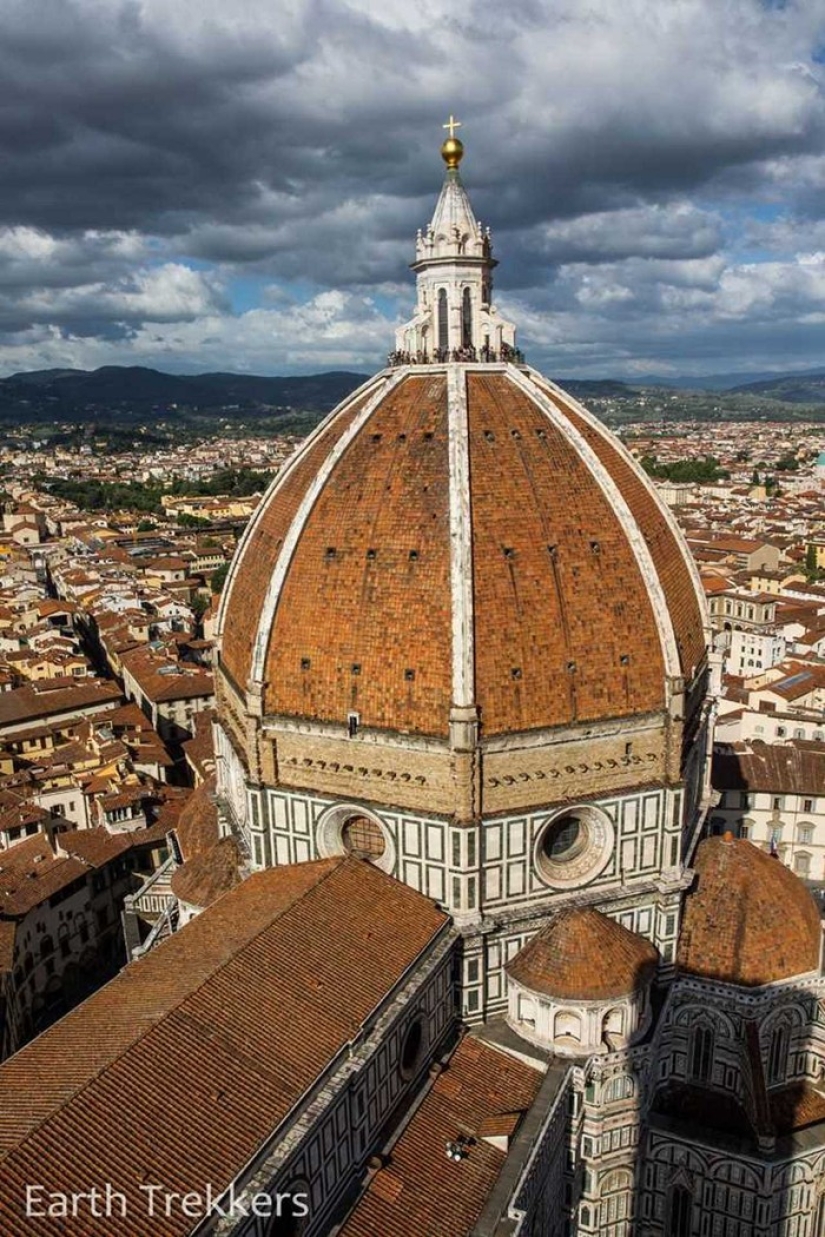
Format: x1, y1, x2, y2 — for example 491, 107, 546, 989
174, 777, 220, 860
339, 1035, 542, 1237
170, 835, 242, 908
220, 367, 706, 740
506, 907, 658, 1000
678, 835, 821, 986
0, 858, 449, 1237
221, 390, 373, 692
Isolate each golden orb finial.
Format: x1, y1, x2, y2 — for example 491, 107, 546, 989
441, 114, 464, 170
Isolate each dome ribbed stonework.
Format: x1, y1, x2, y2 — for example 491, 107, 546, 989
678, 835, 822, 986
217, 364, 706, 741
170, 835, 243, 910
506, 907, 659, 1001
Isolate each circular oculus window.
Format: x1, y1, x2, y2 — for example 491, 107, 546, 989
535, 806, 614, 889
316, 804, 396, 874
342, 815, 386, 861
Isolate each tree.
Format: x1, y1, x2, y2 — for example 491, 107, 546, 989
806, 543, 820, 581
211, 562, 229, 594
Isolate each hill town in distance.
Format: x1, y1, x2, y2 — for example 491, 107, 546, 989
2, 133, 825, 1237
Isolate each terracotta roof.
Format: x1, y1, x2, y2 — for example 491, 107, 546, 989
262, 374, 452, 735
170, 835, 242, 908
339, 1035, 542, 1237
678, 835, 821, 986
0, 835, 88, 917
182, 709, 216, 781
120, 646, 214, 703
57, 829, 133, 868
713, 743, 825, 797
220, 367, 705, 739
174, 777, 220, 860
220, 387, 374, 692
0, 858, 449, 1237
0, 680, 122, 730
770, 1082, 825, 1135
506, 907, 658, 1000
547, 384, 706, 679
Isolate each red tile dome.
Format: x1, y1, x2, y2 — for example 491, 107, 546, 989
506, 906, 659, 1000
217, 364, 706, 740
678, 834, 822, 986
170, 835, 242, 910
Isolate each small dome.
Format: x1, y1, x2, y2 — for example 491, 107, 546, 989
506, 907, 659, 1001
678, 835, 822, 986
175, 776, 219, 861
171, 835, 242, 910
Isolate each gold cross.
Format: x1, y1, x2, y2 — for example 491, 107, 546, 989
442, 114, 462, 139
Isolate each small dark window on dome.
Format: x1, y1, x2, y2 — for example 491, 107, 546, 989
342, 815, 385, 861
397, 432, 407, 442
300, 657, 311, 671
567, 660, 576, 673
351, 663, 361, 675
484, 430, 495, 442
511, 667, 522, 680
511, 428, 521, 440
547, 544, 558, 557
503, 546, 515, 559
620, 654, 630, 666
409, 549, 419, 561
325, 546, 336, 560
423, 430, 434, 441
366, 548, 377, 560
371, 432, 382, 443
535, 428, 547, 439
590, 540, 600, 554
404, 668, 415, 681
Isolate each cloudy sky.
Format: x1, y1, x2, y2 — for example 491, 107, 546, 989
1, 0, 824, 380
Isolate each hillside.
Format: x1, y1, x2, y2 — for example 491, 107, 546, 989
0, 366, 370, 424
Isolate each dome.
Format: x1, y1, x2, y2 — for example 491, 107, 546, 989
506, 907, 659, 1001
175, 776, 219, 861
678, 834, 822, 986
171, 835, 243, 911
214, 129, 710, 831
217, 366, 705, 740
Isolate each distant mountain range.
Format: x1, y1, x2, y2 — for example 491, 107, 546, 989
0, 366, 371, 423
1, 363, 825, 429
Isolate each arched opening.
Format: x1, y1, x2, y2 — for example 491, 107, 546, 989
554, 1010, 581, 1042
602, 1007, 624, 1042
517, 994, 536, 1029
342, 815, 386, 862
689, 1024, 714, 1083
400, 1018, 424, 1079
814, 1191, 825, 1237
265, 1185, 310, 1237
669, 1184, 692, 1237
437, 288, 448, 353
768, 1023, 789, 1085
462, 287, 472, 349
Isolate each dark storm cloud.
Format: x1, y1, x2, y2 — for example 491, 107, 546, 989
0, 0, 822, 375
